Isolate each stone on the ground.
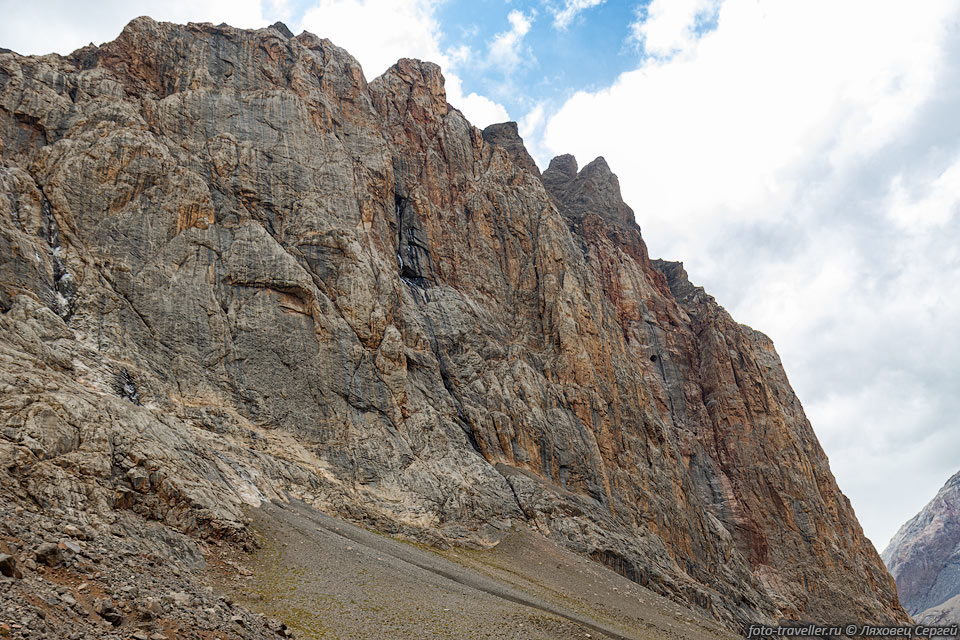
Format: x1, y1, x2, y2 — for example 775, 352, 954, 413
34, 543, 61, 567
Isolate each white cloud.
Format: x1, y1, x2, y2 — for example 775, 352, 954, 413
886, 157, 960, 231
298, 0, 510, 128
266, 0, 293, 23
517, 102, 549, 169
539, 0, 960, 550
544, 0, 954, 230
299, 0, 447, 78
487, 9, 535, 72
552, 0, 605, 30
446, 43, 473, 66
630, 0, 720, 57
446, 74, 510, 127
519, 102, 545, 139
0, 0, 268, 55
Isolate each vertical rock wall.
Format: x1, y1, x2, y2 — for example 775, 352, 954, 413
0, 17, 908, 630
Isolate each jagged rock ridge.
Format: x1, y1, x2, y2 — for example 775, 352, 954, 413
883, 471, 960, 621
0, 17, 907, 632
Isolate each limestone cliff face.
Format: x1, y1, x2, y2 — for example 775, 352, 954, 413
883, 471, 960, 619
0, 17, 907, 630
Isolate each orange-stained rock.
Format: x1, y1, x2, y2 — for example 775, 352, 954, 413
0, 17, 908, 632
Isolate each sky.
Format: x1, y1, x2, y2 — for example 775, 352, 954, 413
2, 0, 959, 554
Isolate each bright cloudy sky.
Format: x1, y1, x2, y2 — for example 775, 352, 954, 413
3, 0, 959, 554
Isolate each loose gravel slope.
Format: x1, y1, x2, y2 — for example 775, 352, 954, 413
213, 500, 738, 640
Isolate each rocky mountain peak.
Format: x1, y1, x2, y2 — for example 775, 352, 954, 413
481, 121, 540, 177
380, 58, 446, 102
541, 152, 635, 227
78, 16, 368, 102
544, 153, 579, 180
370, 57, 450, 140
947, 471, 960, 491
0, 17, 910, 636
269, 21, 295, 39
544, 153, 579, 176
580, 155, 612, 176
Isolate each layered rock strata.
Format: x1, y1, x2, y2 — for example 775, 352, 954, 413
0, 17, 908, 632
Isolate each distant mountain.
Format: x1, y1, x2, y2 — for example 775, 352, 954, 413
915, 595, 960, 627
883, 471, 960, 620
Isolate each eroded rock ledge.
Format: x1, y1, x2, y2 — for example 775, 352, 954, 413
0, 16, 907, 634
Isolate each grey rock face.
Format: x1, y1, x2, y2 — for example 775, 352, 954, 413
0, 16, 907, 633
94, 598, 123, 626
33, 543, 60, 567
883, 471, 960, 616
0, 553, 17, 578
481, 121, 540, 177
543, 154, 636, 226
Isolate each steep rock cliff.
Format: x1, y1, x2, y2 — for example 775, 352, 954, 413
0, 17, 907, 631
883, 471, 960, 619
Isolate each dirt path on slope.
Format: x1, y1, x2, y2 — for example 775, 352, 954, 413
209, 500, 738, 640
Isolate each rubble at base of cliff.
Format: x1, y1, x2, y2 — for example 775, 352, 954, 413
0, 495, 292, 640
0, 15, 910, 636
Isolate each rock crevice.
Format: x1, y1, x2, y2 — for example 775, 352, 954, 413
0, 16, 908, 633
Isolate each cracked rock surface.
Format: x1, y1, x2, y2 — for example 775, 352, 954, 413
0, 16, 907, 636
884, 471, 960, 624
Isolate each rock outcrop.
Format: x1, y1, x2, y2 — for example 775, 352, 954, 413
481, 121, 540, 178
0, 16, 908, 634
883, 471, 960, 619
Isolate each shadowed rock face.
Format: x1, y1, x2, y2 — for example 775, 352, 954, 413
481, 121, 539, 178
0, 16, 907, 632
883, 472, 960, 617
542, 153, 636, 227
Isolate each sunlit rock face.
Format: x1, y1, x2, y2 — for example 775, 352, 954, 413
0, 17, 908, 631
